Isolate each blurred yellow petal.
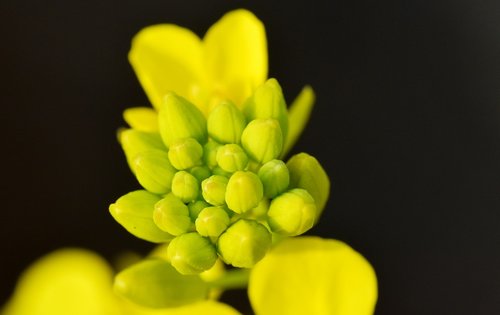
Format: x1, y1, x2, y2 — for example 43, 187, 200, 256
204, 9, 267, 108
125, 300, 241, 315
249, 237, 377, 315
2, 249, 121, 315
123, 107, 159, 132
129, 25, 206, 110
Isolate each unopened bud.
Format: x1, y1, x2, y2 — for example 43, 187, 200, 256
201, 175, 228, 206
167, 232, 217, 275
217, 219, 271, 268
109, 190, 173, 243
203, 140, 221, 169
207, 101, 246, 144
171, 171, 199, 203
225, 171, 263, 214
168, 137, 203, 170
195, 206, 230, 238
158, 93, 207, 147
153, 194, 191, 236
216, 144, 249, 173
286, 153, 330, 220
243, 78, 288, 139
190, 166, 212, 182
241, 118, 283, 164
258, 159, 290, 198
133, 149, 176, 194
267, 188, 317, 236
188, 200, 210, 220
119, 129, 167, 169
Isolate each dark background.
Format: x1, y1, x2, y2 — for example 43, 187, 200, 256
1, 0, 499, 314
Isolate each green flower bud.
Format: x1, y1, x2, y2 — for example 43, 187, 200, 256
195, 206, 230, 238
203, 140, 221, 169
267, 188, 317, 236
119, 129, 167, 170
133, 149, 176, 194
258, 159, 290, 198
153, 194, 191, 236
217, 219, 271, 268
109, 190, 173, 243
241, 118, 283, 164
225, 171, 263, 214
212, 166, 232, 177
207, 101, 247, 144
167, 232, 217, 275
188, 200, 210, 220
168, 137, 203, 170
171, 171, 199, 203
158, 92, 207, 147
114, 259, 209, 308
245, 198, 270, 221
201, 175, 228, 206
286, 153, 330, 221
243, 78, 288, 139
216, 144, 249, 173
190, 166, 212, 182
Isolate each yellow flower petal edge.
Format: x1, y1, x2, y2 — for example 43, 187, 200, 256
248, 237, 378, 315
129, 24, 206, 110
129, 9, 267, 115
204, 9, 267, 110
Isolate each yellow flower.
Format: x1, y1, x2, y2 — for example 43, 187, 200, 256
1, 248, 240, 315
249, 237, 378, 315
129, 9, 267, 115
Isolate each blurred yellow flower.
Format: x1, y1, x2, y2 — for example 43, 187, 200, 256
129, 9, 267, 115
249, 237, 378, 315
1, 248, 240, 315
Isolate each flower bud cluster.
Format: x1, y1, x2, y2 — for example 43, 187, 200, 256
111, 79, 329, 275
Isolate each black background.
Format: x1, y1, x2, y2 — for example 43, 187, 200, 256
1, 0, 499, 314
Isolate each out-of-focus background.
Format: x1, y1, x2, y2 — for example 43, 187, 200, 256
1, 0, 499, 314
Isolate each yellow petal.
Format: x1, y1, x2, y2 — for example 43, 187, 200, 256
204, 9, 267, 108
2, 249, 121, 315
249, 237, 378, 315
124, 300, 241, 315
129, 25, 207, 110
123, 107, 159, 133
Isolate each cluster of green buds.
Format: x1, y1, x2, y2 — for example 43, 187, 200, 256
110, 78, 330, 275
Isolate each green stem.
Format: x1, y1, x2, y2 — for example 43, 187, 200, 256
206, 268, 250, 290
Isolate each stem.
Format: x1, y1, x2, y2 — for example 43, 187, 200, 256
206, 268, 250, 290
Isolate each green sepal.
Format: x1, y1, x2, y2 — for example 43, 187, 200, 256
282, 85, 315, 157
217, 219, 271, 268
158, 92, 207, 147
241, 118, 283, 164
267, 188, 317, 236
119, 129, 167, 171
109, 190, 173, 243
207, 101, 247, 144
153, 193, 192, 236
286, 152, 330, 220
133, 149, 176, 194
243, 78, 288, 140
113, 259, 209, 308
258, 159, 290, 198
225, 171, 263, 214
168, 233, 218, 275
